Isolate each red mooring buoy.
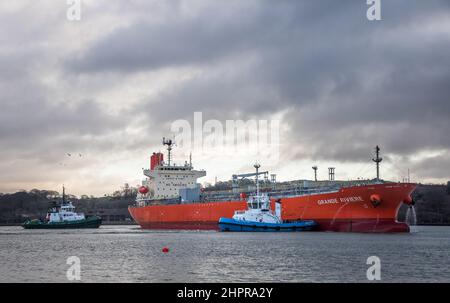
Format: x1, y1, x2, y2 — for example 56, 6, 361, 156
162, 247, 169, 253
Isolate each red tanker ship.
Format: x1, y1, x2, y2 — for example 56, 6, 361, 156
129, 139, 416, 233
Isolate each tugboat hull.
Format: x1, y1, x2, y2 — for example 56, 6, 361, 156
22, 216, 102, 229
218, 217, 317, 232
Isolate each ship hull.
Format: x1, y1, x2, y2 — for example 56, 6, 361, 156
128, 183, 416, 233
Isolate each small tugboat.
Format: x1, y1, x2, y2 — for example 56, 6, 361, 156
22, 187, 102, 229
218, 164, 317, 232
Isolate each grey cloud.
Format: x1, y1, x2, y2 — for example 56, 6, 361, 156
1, 0, 450, 194
67, 0, 344, 74
118, 0, 450, 166
411, 153, 450, 180
0, 98, 119, 138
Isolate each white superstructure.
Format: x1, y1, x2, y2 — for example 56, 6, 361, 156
136, 138, 206, 205
141, 163, 206, 199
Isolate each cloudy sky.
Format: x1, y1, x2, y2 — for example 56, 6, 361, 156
0, 0, 449, 196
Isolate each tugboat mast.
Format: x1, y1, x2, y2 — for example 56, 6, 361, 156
372, 145, 383, 181
254, 163, 261, 198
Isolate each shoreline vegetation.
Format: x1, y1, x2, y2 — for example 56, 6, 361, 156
1, 183, 449, 226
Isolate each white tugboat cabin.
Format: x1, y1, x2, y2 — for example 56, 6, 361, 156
231, 164, 282, 224
46, 201, 85, 223
232, 193, 281, 224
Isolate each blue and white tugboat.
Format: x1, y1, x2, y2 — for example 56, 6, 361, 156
218, 164, 317, 232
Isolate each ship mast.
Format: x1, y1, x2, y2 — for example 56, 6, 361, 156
372, 145, 383, 181
162, 137, 174, 166
254, 163, 261, 207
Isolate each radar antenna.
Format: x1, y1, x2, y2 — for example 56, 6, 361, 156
162, 137, 174, 166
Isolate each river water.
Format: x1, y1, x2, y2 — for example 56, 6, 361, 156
0, 225, 449, 282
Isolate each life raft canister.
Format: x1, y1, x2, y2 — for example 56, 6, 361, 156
138, 186, 149, 194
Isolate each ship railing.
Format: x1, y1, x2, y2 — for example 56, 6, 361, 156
269, 186, 341, 198
133, 185, 344, 206
134, 197, 182, 206
201, 185, 341, 201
